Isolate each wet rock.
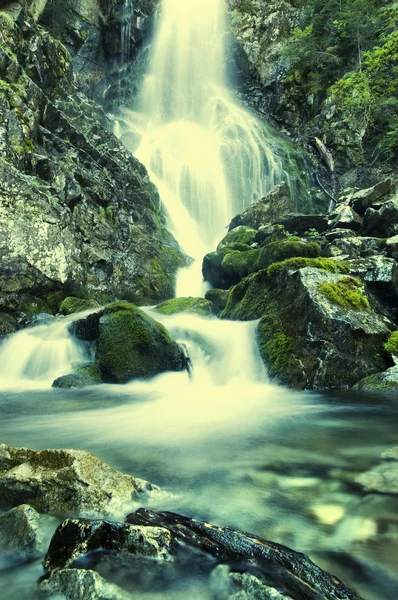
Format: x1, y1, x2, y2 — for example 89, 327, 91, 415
385, 235, 398, 260
360, 198, 398, 238
325, 229, 358, 242
228, 182, 294, 231
202, 248, 259, 289
44, 518, 173, 571
0, 444, 159, 517
217, 226, 258, 252
127, 508, 364, 600
38, 569, 133, 600
155, 297, 213, 317
96, 302, 187, 383
20, 312, 55, 328
0, 504, 42, 556
59, 296, 100, 316
347, 256, 398, 307
52, 364, 101, 389
0, 312, 16, 336
220, 270, 270, 321
210, 564, 292, 600
205, 288, 229, 314
325, 237, 383, 261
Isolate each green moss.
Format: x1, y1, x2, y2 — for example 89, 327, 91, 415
24, 139, 35, 153
268, 257, 350, 278
220, 270, 270, 321
204, 288, 229, 314
257, 239, 321, 270
217, 226, 258, 251
59, 296, 100, 316
384, 331, 398, 355
102, 301, 136, 314
221, 249, 259, 279
44, 290, 67, 313
319, 277, 370, 311
155, 297, 213, 317
76, 363, 101, 383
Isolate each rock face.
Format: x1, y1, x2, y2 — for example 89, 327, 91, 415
39, 569, 133, 600
44, 518, 172, 570
0, 14, 184, 325
0, 504, 42, 556
0, 444, 158, 516
71, 302, 187, 384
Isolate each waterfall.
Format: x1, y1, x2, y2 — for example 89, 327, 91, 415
120, 0, 133, 64
116, 0, 291, 294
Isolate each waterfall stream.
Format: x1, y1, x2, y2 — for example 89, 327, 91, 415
115, 0, 293, 295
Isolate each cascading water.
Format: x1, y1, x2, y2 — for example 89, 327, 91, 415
0, 317, 87, 389
116, 0, 293, 295
120, 0, 133, 64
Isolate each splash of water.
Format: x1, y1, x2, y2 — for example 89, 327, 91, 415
116, 0, 292, 294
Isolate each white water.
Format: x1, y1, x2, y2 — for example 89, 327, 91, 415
116, 0, 291, 295
120, 0, 133, 64
0, 317, 87, 389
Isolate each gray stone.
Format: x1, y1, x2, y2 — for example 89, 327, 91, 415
353, 365, 398, 394
328, 204, 362, 231
39, 569, 133, 600
43, 518, 173, 571
385, 235, 398, 260
0, 444, 159, 517
349, 179, 396, 216
0, 504, 42, 556
360, 197, 398, 238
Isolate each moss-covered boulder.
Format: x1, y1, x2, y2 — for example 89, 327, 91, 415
204, 288, 229, 314
96, 302, 186, 383
353, 367, 398, 394
216, 226, 258, 252
59, 297, 100, 316
255, 266, 390, 389
155, 297, 213, 317
256, 239, 321, 270
220, 271, 270, 321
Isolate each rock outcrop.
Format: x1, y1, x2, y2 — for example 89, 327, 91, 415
0, 12, 184, 326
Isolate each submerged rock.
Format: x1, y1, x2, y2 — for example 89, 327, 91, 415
356, 448, 398, 495
44, 518, 173, 571
39, 569, 133, 600
0, 504, 42, 556
0, 444, 159, 517
52, 364, 101, 389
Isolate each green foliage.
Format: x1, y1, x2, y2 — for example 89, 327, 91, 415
319, 277, 370, 311
267, 257, 350, 278
384, 331, 398, 354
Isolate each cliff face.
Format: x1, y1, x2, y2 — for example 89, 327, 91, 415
0, 9, 184, 325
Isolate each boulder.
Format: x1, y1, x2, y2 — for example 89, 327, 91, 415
360, 198, 398, 238
228, 182, 294, 231
38, 569, 132, 600
96, 302, 187, 383
0, 444, 159, 516
347, 256, 398, 306
220, 270, 270, 321
385, 235, 398, 260
217, 225, 258, 252
349, 178, 396, 216
0, 504, 42, 556
44, 518, 172, 571
155, 297, 213, 317
52, 363, 101, 388
59, 296, 100, 316
328, 204, 362, 231
256, 239, 321, 270
202, 248, 259, 289
256, 267, 390, 389
204, 288, 229, 314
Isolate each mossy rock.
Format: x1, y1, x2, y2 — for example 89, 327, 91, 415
59, 297, 100, 316
155, 297, 213, 317
0, 312, 16, 336
217, 226, 258, 252
267, 257, 350, 278
353, 366, 398, 393
384, 331, 398, 355
205, 288, 229, 314
97, 305, 186, 383
256, 240, 321, 270
221, 249, 260, 283
318, 277, 370, 311
52, 363, 101, 388
220, 271, 270, 321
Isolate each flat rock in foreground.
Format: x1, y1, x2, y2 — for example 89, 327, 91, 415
0, 445, 159, 517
